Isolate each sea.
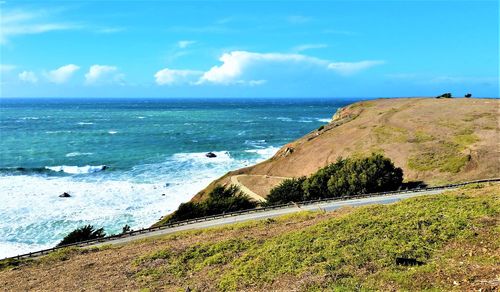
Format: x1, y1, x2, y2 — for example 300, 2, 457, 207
0, 97, 357, 258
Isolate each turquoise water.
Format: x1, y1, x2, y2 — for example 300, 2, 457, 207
0, 98, 356, 257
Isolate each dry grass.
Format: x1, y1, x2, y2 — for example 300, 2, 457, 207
192, 98, 499, 203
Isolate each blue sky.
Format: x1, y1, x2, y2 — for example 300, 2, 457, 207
0, 0, 498, 98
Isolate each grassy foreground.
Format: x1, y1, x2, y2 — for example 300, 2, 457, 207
1, 184, 499, 291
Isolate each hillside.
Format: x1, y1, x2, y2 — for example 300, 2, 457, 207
1, 184, 498, 291
191, 98, 499, 202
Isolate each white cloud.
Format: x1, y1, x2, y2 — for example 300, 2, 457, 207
177, 40, 196, 49
0, 64, 16, 72
155, 68, 202, 85
96, 27, 125, 34
292, 44, 328, 53
0, 9, 79, 44
46, 64, 80, 83
85, 65, 122, 85
327, 60, 385, 76
198, 51, 384, 84
18, 71, 38, 83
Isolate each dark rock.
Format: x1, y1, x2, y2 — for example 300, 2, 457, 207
59, 192, 71, 198
205, 152, 217, 158
395, 257, 424, 266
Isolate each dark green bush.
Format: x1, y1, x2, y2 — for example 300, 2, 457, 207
167, 185, 257, 223
268, 154, 403, 204
57, 225, 106, 246
265, 177, 307, 205
326, 154, 403, 197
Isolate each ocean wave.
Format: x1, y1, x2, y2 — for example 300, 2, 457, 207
20, 117, 39, 120
172, 151, 233, 163
317, 118, 331, 123
65, 152, 93, 157
245, 146, 280, 157
77, 122, 94, 125
108, 130, 118, 134
45, 165, 107, 174
277, 117, 292, 122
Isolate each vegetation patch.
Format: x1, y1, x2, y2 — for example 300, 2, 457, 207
373, 125, 408, 143
266, 153, 403, 205
408, 130, 434, 143
165, 185, 257, 224
217, 188, 499, 290
408, 128, 479, 173
134, 238, 255, 284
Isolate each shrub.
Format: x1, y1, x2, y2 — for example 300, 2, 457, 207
57, 225, 106, 246
326, 154, 403, 197
436, 92, 452, 98
266, 177, 307, 205
166, 185, 257, 223
465, 93, 472, 98
317, 125, 324, 131
302, 158, 347, 199
267, 154, 403, 204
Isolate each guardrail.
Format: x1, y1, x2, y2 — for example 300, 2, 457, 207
3, 178, 499, 262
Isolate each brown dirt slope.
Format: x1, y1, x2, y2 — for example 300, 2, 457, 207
192, 97, 499, 202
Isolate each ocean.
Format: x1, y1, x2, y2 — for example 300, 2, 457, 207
0, 97, 356, 258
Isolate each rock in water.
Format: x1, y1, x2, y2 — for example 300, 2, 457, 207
205, 152, 217, 158
59, 192, 71, 198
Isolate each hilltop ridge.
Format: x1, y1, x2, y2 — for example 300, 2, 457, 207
190, 98, 499, 203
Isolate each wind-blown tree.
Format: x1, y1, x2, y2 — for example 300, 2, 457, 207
166, 185, 257, 223
57, 225, 106, 246
326, 154, 403, 197
265, 177, 307, 205
270, 154, 404, 203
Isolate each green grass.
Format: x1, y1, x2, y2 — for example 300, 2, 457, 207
373, 125, 408, 143
408, 129, 479, 173
132, 187, 500, 291
409, 130, 434, 143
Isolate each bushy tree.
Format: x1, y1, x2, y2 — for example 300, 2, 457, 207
266, 177, 306, 205
303, 158, 347, 200
166, 185, 257, 223
268, 154, 403, 204
57, 225, 106, 246
327, 154, 403, 197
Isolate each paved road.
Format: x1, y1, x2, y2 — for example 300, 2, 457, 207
91, 188, 447, 248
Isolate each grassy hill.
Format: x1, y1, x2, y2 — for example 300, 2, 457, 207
191, 98, 499, 203
1, 184, 498, 291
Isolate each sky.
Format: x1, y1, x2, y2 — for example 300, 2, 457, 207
0, 0, 498, 98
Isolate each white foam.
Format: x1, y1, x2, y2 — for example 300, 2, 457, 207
317, 118, 331, 123
77, 122, 94, 125
108, 130, 118, 134
277, 117, 292, 122
245, 146, 280, 157
45, 165, 106, 174
65, 152, 93, 157
0, 147, 281, 258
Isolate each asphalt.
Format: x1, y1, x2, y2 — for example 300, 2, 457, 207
90, 188, 447, 248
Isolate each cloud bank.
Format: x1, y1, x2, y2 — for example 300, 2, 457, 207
85, 65, 123, 85
46, 64, 80, 83
154, 51, 384, 86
